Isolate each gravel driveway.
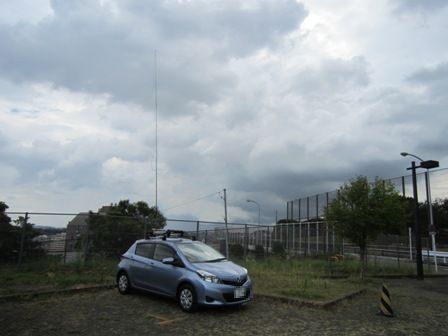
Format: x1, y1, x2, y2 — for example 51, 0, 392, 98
1, 278, 447, 336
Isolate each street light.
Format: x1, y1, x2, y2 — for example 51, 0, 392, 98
246, 199, 261, 225
401, 152, 439, 273
401, 152, 440, 279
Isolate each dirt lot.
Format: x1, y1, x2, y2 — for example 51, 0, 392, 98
1, 278, 447, 336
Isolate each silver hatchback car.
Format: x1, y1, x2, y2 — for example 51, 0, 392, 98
116, 231, 253, 312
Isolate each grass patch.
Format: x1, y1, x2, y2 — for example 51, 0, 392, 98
0, 256, 116, 295
235, 256, 415, 301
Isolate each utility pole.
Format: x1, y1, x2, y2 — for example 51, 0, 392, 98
410, 161, 424, 280
223, 188, 229, 259
154, 49, 158, 210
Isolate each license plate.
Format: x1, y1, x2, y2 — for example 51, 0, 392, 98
234, 287, 245, 298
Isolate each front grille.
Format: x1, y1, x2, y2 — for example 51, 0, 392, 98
223, 289, 250, 303
221, 276, 247, 287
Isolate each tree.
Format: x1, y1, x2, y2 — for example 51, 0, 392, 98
0, 202, 15, 260
0, 202, 43, 262
324, 176, 406, 277
87, 200, 166, 257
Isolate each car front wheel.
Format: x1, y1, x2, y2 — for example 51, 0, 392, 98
178, 284, 197, 312
117, 272, 131, 294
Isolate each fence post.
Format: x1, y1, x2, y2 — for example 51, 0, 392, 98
299, 222, 302, 255
307, 222, 310, 255
325, 222, 329, 255
196, 221, 199, 240
268, 226, 272, 254
316, 222, 319, 254
292, 222, 295, 255
17, 212, 29, 267
332, 224, 335, 253
204, 230, 208, 244
83, 216, 90, 264
244, 225, 248, 258
408, 226, 413, 261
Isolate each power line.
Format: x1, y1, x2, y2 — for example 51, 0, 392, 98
162, 192, 220, 211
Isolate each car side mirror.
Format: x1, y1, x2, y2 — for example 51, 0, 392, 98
162, 257, 175, 264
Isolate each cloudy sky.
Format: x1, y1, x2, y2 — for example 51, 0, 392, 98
1, 0, 448, 227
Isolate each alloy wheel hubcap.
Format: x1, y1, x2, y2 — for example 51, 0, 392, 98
118, 275, 128, 291
180, 289, 193, 309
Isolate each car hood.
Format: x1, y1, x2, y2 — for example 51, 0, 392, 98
192, 261, 247, 280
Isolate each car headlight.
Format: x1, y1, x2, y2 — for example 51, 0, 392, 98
197, 270, 221, 284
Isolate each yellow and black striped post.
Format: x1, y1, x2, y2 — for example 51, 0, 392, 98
378, 284, 394, 317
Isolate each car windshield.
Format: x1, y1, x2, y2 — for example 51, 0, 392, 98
176, 241, 226, 263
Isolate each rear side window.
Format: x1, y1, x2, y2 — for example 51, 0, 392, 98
135, 243, 155, 259
153, 244, 176, 261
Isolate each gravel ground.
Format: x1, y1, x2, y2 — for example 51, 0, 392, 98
1, 278, 447, 336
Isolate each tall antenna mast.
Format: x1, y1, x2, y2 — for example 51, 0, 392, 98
154, 49, 158, 209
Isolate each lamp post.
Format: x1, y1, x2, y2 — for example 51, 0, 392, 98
401, 152, 439, 272
401, 152, 439, 279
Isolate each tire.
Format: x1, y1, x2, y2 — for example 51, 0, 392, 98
117, 272, 131, 295
178, 284, 197, 312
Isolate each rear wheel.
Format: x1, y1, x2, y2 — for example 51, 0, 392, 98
117, 272, 131, 294
178, 284, 197, 312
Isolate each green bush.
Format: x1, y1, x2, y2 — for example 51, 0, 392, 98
229, 244, 244, 259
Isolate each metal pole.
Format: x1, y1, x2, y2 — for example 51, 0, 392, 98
17, 212, 29, 267
425, 171, 438, 272
244, 224, 248, 258
269, 226, 272, 253
332, 224, 335, 253
316, 195, 319, 254
223, 188, 229, 259
410, 161, 424, 280
307, 222, 310, 255
83, 215, 90, 264
409, 226, 413, 261
292, 222, 295, 255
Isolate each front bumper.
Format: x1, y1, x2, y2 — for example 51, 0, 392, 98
195, 278, 253, 306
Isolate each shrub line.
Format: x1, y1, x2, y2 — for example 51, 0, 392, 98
0, 283, 115, 302
255, 288, 366, 309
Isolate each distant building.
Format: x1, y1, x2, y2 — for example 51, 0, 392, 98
65, 212, 89, 252
33, 233, 66, 255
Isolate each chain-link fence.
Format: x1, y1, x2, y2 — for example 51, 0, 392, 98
286, 168, 448, 223
3, 211, 448, 273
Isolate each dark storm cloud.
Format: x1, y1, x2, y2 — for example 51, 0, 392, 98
407, 62, 448, 83
0, 0, 307, 115
391, 0, 448, 13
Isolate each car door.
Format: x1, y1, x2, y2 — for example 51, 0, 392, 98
130, 242, 156, 290
150, 243, 184, 296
